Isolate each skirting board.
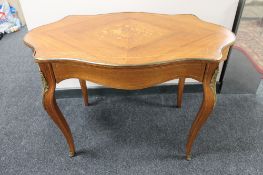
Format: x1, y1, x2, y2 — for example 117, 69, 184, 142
55, 83, 221, 99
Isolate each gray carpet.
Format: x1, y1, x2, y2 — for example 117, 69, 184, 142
1, 28, 263, 175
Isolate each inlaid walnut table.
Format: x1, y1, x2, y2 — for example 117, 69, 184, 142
24, 12, 235, 160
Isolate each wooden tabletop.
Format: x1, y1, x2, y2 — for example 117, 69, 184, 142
24, 12, 235, 66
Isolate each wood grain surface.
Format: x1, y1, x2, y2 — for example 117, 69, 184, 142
24, 12, 235, 66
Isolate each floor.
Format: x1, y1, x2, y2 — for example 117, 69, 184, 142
243, 1, 263, 18
221, 47, 262, 94
235, 1, 263, 72
0, 28, 263, 175
235, 19, 263, 72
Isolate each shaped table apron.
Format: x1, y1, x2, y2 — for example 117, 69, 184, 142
49, 60, 207, 89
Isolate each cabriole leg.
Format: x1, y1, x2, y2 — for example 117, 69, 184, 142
39, 63, 75, 157
186, 63, 219, 160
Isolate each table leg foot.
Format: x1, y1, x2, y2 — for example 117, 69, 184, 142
69, 151, 75, 157
186, 155, 192, 161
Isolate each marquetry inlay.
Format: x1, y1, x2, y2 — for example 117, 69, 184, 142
97, 19, 171, 49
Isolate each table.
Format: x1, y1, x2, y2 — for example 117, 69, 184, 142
24, 12, 235, 160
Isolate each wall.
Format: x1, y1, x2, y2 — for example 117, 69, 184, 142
19, 0, 239, 89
